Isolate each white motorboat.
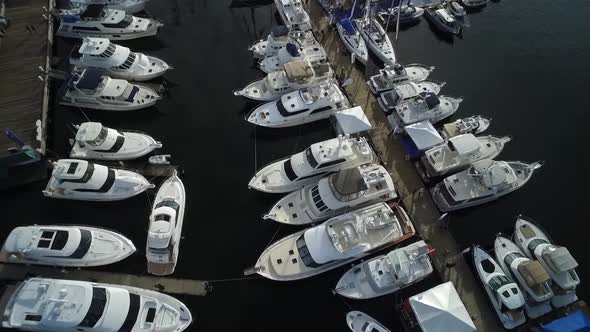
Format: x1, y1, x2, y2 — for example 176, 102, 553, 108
146, 171, 185, 276
42, 159, 154, 201
357, 17, 396, 65
70, 37, 171, 81
57, 4, 162, 40
368, 63, 435, 94
440, 115, 491, 139
419, 134, 511, 179
446, 1, 470, 28
60, 68, 160, 111
274, 0, 312, 31
263, 163, 397, 225
234, 61, 333, 101
1, 277, 192, 332
336, 18, 369, 65
377, 80, 445, 109
253, 202, 415, 281
494, 234, 553, 318
2, 225, 135, 267
461, 0, 489, 8
377, 4, 424, 24
335, 240, 433, 299
249, 26, 317, 60
346, 311, 391, 332
471, 245, 526, 330
425, 7, 461, 35
387, 93, 463, 127
246, 81, 350, 128
70, 122, 162, 160
430, 159, 543, 212
259, 43, 327, 73
54, 0, 149, 16
513, 216, 580, 307
249, 136, 375, 193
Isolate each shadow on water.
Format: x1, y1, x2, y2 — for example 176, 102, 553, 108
250, 119, 332, 142
424, 19, 455, 44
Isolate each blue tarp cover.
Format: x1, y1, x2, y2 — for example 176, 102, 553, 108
340, 18, 356, 34
62, 15, 80, 23
285, 43, 300, 57
76, 68, 106, 90
543, 311, 590, 332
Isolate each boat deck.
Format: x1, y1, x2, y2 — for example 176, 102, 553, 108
0, 0, 51, 154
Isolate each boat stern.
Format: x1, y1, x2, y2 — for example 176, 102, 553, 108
234, 80, 274, 101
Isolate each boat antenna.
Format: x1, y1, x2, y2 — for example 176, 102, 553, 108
349, 0, 357, 19
384, 0, 396, 34
395, 0, 403, 41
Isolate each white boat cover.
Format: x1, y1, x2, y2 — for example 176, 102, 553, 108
449, 134, 479, 156
405, 120, 443, 151
304, 225, 343, 264
409, 281, 476, 332
335, 106, 372, 135
544, 247, 578, 272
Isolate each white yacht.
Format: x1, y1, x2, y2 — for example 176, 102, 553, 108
346, 311, 391, 332
513, 216, 580, 307
234, 61, 333, 101
1, 277, 192, 332
471, 245, 526, 330
249, 136, 375, 193
377, 80, 445, 109
418, 134, 511, 179
425, 7, 461, 35
70, 122, 161, 160
335, 240, 433, 299
246, 81, 350, 128
249, 26, 316, 60
43, 159, 154, 201
57, 4, 162, 40
264, 163, 397, 225
387, 93, 462, 127
494, 234, 553, 318
2, 225, 135, 267
336, 18, 369, 65
146, 172, 185, 276
54, 0, 149, 16
461, 0, 489, 8
259, 43, 327, 74
60, 68, 160, 111
440, 115, 491, 139
274, 0, 312, 31
430, 159, 543, 212
253, 202, 415, 281
368, 63, 435, 94
357, 17, 396, 65
70, 37, 171, 81
446, 1, 470, 28
377, 4, 424, 24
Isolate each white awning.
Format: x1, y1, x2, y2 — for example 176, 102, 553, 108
409, 282, 476, 332
335, 106, 372, 135
404, 121, 444, 151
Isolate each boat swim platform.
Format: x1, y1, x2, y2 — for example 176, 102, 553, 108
306, 2, 503, 331
0, 0, 52, 155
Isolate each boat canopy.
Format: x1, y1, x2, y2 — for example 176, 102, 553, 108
517, 260, 550, 287
76, 68, 106, 90
331, 168, 367, 195
542, 310, 590, 332
285, 43, 300, 57
449, 134, 479, 156
285, 61, 313, 81
422, 93, 440, 109
340, 18, 356, 34
405, 120, 443, 151
335, 107, 372, 136
304, 224, 344, 264
271, 25, 289, 37
75, 122, 105, 142
543, 246, 578, 272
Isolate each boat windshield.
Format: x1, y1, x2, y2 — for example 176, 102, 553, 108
89, 127, 108, 146
489, 275, 512, 292
328, 168, 367, 202
305, 147, 319, 168
78, 287, 107, 328
299, 88, 316, 105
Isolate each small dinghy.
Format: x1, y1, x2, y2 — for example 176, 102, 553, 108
146, 171, 185, 276
513, 215, 580, 307
335, 240, 433, 299
54, 0, 149, 15
446, 1, 470, 28
440, 115, 491, 139
471, 245, 526, 330
387, 93, 463, 127
336, 18, 369, 65
378, 80, 445, 109
368, 63, 435, 94
494, 234, 553, 318
378, 4, 424, 24
263, 163, 397, 225
43, 159, 154, 201
252, 202, 414, 281
346, 311, 391, 332
149, 154, 171, 165
246, 81, 350, 128
249, 26, 316, 60
249, 136, 375, 193
234, 61, 333, 101
70, 122, 162, 160
259, 43, 327, 73
2, 225, 135, 267
357, 17, 396, 65
461, 0, 489, 8
425, 7, 461, 35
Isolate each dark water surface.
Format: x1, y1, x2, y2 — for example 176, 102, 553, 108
2, 0, 590, 331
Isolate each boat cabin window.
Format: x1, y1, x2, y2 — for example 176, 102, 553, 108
37, 230, 69, 250
155, 200, 180, 210
102, 15, 133, 29
119, 293, 141, 331
97, 43, 116, 58
78, 287, 107, 328
283, 160, 298, 181
24, 314, 42, 322
69, 229, 92, 258
305, 147, 319, 168
145, 308, 156, 323
527, 238, 548, 255
275, 99, 309, 117
88, 127, 108, 146
311, 185, 329, 212
504, 252, 523, 267
155, 214, 171, 222
317, 158, 345, 169
296, 235, 324, 268
113, 52, 137, 70
59, 163, 94, 184
310, 105, 334, 115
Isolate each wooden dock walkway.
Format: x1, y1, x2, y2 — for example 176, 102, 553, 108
306, 2, 504, 331
0, 0, 50, 153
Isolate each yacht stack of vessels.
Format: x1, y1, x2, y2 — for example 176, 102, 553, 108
70, 122, 161, 160
263, 163, 397, 225
274, 0, 312, 31
377, 80, 445, 109
440, 115, 491, 139
377, 3, 424, 24
70, 37, 172, 81
425, 6, 461, 35
461, 0, 489, 8
42, 159, 154, 201
258, 43, 327, 74
252, 202, 415, 280
336, 18, 369, 65
346, 311, 391, 332
249, 26, 317, 60
54, 0, 149, 16
446, 1, 470, 28
386, 92, 463, 127
368, 63, 435, 95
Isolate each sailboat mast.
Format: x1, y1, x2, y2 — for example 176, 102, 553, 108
349, 0, 357, 19
394, 0, 402, 40
384, 0, 396, 32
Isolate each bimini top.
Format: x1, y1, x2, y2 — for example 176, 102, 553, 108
470, 159, 515, 188
75, 68, 106, 90
448, 134, 479, 156
518, 260, 550, 287
543, 246, 578, 272
435, 8, 454, 23
285, 61, 313, 81
405, 120, 444, 151
340, 18, 356, 34
78, 37, 112, 56
75, 122, 105, 142
285, 43, 300, 57
271, 25, 289, 37
421, 92, 440, 109
52, 159, 92, 181
331, 167, 368, 195
80, 4, 106, 19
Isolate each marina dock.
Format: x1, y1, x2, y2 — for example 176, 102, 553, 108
306, 2, 503, 331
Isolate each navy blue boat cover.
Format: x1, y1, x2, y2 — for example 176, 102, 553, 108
76, 68, 106, 90
271, 25, 289, 37
340, 18, 355, 34
285, 43, 300, 57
